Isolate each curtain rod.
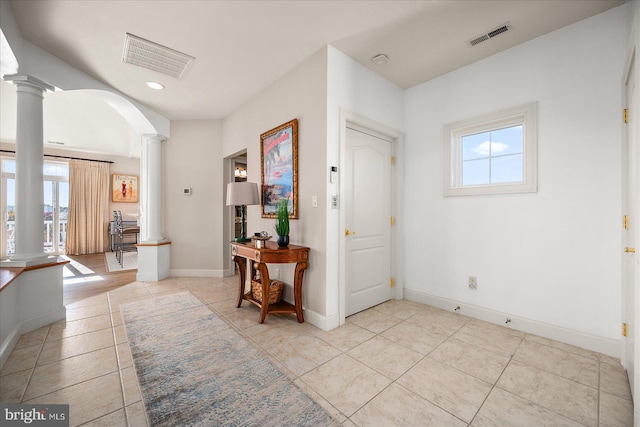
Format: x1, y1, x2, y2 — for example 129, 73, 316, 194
0, 149, 114, 164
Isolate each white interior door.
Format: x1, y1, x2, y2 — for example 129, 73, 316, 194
623, 57, 638, 398
344, 127, 392, 316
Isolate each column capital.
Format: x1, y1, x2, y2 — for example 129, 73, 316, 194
142, 133, 168, 143
3, 74, 55, 94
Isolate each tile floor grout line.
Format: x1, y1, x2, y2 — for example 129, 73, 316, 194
346, 316, 462, 424
16, 324, 51, 403
510, 344, 601, 391
491, 357, 598, 426
467, 334, 524, 426
75, 407, 124, 427
10, 263, 632, 425
21, 368, 120, 404
113, 306, 131, 427
393, 380, 470, 426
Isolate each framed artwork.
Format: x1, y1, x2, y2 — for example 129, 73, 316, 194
261, 118, 298, 219
112, 174, 138, 203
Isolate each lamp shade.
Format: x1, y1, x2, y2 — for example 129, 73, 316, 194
226, 182, 260, 206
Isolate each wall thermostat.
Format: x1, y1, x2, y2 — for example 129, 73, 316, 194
183, 187, 192, 195
330, 166, 338, 183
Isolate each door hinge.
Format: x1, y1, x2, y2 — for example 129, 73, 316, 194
390, 278, 395, 288
623, 323, 629, 337
390, 155, 395, 165
624, 215, 629, 230
390, 216, 395, 226
624, 109, 629, 124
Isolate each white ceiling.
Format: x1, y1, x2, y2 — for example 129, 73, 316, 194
2, 0, 625, 157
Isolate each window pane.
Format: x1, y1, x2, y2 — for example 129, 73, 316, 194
462, 158, 490, 185
491, 125, 523, 156
59, 181, 69, 253
6, 178, 15, 255
3, 159, 16, 173
462, 132, 490, 161
444, 102, 536, 196
59, 181, 69, 220
491, 154, 523, 183
44, 180, 54, 253
43, 163, 69, 177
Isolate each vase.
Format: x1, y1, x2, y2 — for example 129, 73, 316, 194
277, 235, 289, 248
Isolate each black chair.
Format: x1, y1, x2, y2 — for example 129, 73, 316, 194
114, 211, 139, 266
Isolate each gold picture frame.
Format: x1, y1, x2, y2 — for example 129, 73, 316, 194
260, 119, 298, 219
112, 174, 138, 203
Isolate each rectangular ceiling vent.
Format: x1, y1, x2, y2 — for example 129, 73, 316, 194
467, 22, 512, 47
122, 33, 195, 79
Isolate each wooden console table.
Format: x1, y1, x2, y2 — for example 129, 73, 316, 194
230, 241, 310, 324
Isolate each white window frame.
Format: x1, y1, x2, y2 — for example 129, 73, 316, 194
443, 102, 537, 196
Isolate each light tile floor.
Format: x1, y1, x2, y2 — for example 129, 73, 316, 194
0, 275, 633, 426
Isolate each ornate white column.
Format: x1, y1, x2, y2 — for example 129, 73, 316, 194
137, 133, 170, 281
4, 75, 54, 263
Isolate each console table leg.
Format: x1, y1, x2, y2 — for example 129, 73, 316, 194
234, 256, 246, 308
293, 261, 308, 323
256, 262, 270, 324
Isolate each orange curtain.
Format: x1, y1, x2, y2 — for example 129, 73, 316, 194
66, 160, 110, 255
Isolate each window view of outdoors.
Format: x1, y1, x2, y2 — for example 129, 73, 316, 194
3, 160, 69, 256
461, 124, 524, 186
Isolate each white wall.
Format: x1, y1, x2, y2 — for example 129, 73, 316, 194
326, 46, 404, 327
222, 48, 328, 319
0, 264, 66, 369
403, 6, 626, 343
164, 119, 224, 276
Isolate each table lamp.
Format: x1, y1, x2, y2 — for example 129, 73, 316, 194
226, 182, 260, 242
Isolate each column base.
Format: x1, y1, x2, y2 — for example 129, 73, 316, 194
8, 253, 51, 264
136, 241, 171, 282
3, 255, 60, 268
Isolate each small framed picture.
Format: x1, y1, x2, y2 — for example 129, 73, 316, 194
112, 174, 138, 203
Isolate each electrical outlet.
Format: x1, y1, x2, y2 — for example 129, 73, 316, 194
468, 276, 477, 290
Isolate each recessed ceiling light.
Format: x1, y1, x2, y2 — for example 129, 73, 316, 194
370, 54, 389, 65
145, 81, 164, 90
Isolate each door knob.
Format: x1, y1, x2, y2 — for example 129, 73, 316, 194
345, 229, 356, 236
625, 247, 636, 253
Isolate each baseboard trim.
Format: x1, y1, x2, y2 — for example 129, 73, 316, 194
301, 307, 339, 332
404, 289, 620, 358
168, 269, 226, 278
0, 326, 20, 369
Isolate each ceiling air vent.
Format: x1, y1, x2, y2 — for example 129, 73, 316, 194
122, 33, 195, 79
467, 22, 512, 47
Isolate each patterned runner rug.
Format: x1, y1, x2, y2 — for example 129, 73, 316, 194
121, 292, 336, 427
